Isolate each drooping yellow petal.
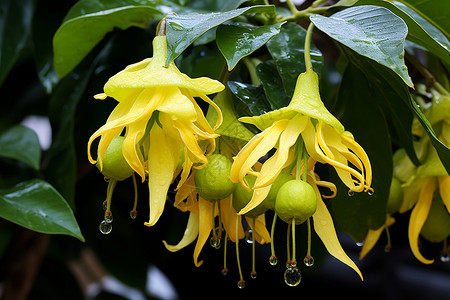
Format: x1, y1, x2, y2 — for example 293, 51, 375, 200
245, 215, 271, 244
157, 87, 197, 121
254, 115, 307, 188
194, 197, 214, 267
439, 176, 450, 213
310, 178, 363, 280
236, 119, 289, 189
238, 185, 271, 216
145, 125, 178, 227
174, 173, 198, 214
400, 178, 427, 213
172, 119, 208, 165
359, 224, 385, 260
408, 178, 436, 264
122, 117, 149, 181
163, 212, 199, 252
220, 197, 245, 242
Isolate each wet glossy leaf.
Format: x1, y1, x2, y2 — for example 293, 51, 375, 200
165, 5, 276, 64
0, 0, 34, 86
227, 81, 271, 116
53, 0, 162, 78
0, 125, 41, 170
357, 0, 450, 65
311, 5, 413, 87
331, 64, 392, 242
256, 60, 290, 110
402, 0, 450, 37
266, 22, 323, 98
216, 22, 285, 70
0, 179, 85, 241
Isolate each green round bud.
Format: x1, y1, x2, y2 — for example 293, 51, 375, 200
194, 154, 236, 201
420, 200, 450, 243
275, 180, 317, 225
96, 136, 134, 181
386, 177, 404, 214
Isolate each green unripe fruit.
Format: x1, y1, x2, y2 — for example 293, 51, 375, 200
275, 179, 317, 225
420, 200, 450, 243
96, 136, 134, 181
266, 171, 295, 210
386, 177, 403, 214
194, 154, 236, 201
233, 176, 269, 218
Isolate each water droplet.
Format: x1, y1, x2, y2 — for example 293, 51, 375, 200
384, 245, 391, 253
303, 255, 314, 267
130, 211, 137, 219
221, 268, 228, 276
102, 201, 107, 211
367, 190, 374, 196
284, 266, 302, 286
269, 255, 278, 266
237, 280, 246, 289
348, 190, 354, 197
250, 271, 257, 279
245, 229, 253, 244
356, 241, 364, 247
104, 213, 113, 223
99, 220, 112, 234
210, 236, 221, 249
440, 251, 449, 262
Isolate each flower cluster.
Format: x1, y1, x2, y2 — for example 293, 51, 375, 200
360, 83, 450, 263
88, 28, 374, 287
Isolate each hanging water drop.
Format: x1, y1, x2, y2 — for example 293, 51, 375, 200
284, 266, 302, 286
237, 280, 245, 289
303, 255, 314, 267
221, 268, 228, 276
384, 245, 391, 253
356, 241, 364, 247
130, 211, 137, 219
348, 190, 354, 197
210, 236, 221, 249
440, 251, 449, 262
269, 255, 278, 266
367, 190, 374, 196
250, 271, 257, 279
99, 220, 112, 234
104, 213, 113, 223
102, 201, 107, 211
245, 229, 253, 244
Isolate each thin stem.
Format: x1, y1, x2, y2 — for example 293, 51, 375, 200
291, 219, 296, 263
270, 213, 278, 258
304, 22, 315, 70
286, 222, 291, 264
296, 139, 304, 180
302, 146, 309, 182
306, 217, 312, 257
105, 179, 117, 214
385, 226, 392, 252
311, 0, 329, 8
285, 0, 299, 14
243, 58, 261, 85
223, 195, 234, 273
251, 218, 256, 276
131, 174, 138, 213
212, 201, 217, 239
236, 215, 244, 282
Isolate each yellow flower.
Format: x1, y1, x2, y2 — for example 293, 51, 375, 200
87, 35, 224, 227
162, 170, 270, 267
231, 68, 373, 213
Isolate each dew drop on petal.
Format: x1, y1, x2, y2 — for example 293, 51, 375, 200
303, 255, 314, 267
99, 220, 112, 234
237, 280, 246, 289
284, 266, 302, 286
269, 255, 278, 266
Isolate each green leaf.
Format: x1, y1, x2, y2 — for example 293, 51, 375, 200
266, 22, 323, 98
0, 179, 84, 241
401, 0, 450, 39
0, 0, 34, 86
256, 60, 290, 109
53, 0, 162, 78
310, 5, 413, 87
357, 0, 450, 65
227, 81, 271, 116
216, 22, 285, 70
165, 5, 276, 64
178, 44, 225, 80
0, 125, 41, 170
343, 48, 419, 165
331, 64, 392, 242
